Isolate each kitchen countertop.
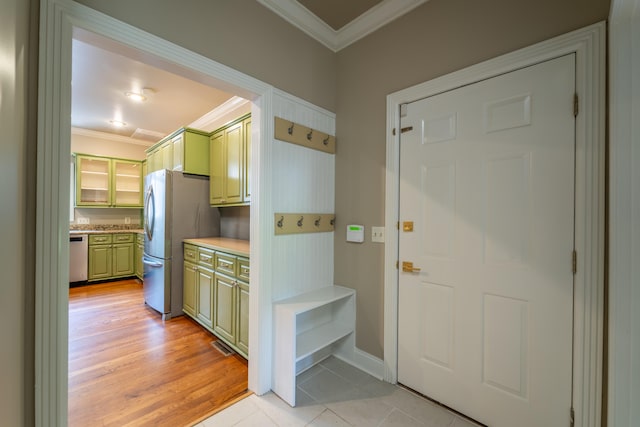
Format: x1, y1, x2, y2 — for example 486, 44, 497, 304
183, 237, 250, 258
69, 229, 144, 235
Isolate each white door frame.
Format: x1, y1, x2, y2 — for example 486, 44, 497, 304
384, 23, 606, 427
36, 0, 275, 424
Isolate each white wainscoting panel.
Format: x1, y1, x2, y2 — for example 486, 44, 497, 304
271, 90, 336, 301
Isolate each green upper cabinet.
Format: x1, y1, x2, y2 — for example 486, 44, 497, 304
210, 114, 251, 207
145, 128, 210, 176
75, 154, 143, 208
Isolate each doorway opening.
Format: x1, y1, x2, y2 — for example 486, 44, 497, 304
67, 28, 253, 424
37, 1, 274, 423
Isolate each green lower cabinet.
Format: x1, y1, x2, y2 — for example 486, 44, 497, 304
213, 273, 236, 344
182, 243, 249, 359
88, 245, 112, 281
135, 242, 144, 280
112, 243, 134, 277
236, 280, 250, 356
183, 261, 197, 317
88, 233, 135, 282
196, 266, 215, 329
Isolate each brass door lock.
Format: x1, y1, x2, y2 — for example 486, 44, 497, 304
402, 261, 421, 273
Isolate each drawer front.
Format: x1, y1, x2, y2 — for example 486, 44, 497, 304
89, 234, 112, 245
238, 257, 250, 283
183, 244, 198, 263
215, 252, 237, 276
113, 233, 134, 243
197, 247, 215, 268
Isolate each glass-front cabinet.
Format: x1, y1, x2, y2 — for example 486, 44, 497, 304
113, 160, 143, 207
75, 154, 143, 207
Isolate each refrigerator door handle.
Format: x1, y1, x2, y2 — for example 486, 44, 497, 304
144, 186, 155, 241
143, 256, 163, 268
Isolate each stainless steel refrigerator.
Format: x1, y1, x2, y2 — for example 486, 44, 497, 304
143, 169, 219, 320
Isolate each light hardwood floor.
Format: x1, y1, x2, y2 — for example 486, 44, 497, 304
68, 279, 249, 426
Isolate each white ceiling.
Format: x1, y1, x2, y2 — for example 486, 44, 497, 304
70, 1, 423, 145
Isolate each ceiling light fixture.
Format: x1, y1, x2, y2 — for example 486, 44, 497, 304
125, 91, 147, 102
109, 119, 127, 128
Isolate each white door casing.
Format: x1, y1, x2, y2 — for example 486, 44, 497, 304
37, 0, 275, 424
385, 23, 605, 427
397, 55, 575, 426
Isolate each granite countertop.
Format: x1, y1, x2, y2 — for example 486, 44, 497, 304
69, 228, 144, 235
183, 237, 250, 258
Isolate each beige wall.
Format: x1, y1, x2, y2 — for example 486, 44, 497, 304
74, 0, 337, 112
6, 1, 614, 422
334, 0, 611, 357
71, 132, 149, 160
0, 0, 37, 424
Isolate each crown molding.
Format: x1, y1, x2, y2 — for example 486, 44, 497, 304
257, 0, 428, 52
188, 96, 251, 131
71, 127, 155, 146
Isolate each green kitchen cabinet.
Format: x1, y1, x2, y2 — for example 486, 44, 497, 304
88, 233, 135, 281
213, 272, 236, 344
196, 266, 215, 329
145, 128, 210, 176
88, 244, 112, 281
135, 233, 144, 280
183, 260, 197, 318
182, 241, 249, 359
75, 154, 143, 208
210, 114, 251, 207
235, 279, 250, 356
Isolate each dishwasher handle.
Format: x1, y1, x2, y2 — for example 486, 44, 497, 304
69, 236, 86, 242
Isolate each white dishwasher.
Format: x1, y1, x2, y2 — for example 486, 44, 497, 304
69, 234, 88, 282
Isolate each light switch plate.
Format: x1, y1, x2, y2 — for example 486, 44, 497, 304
372, 226, 385, 243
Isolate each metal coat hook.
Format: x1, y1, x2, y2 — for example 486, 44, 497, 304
288, 122, 294, 135
307, 129, 313, 141
330, 217, 335, 226
323, 135, 330, 146
314, 216, 321, 227
297, 216, 304, 227
277, 216, 284, 228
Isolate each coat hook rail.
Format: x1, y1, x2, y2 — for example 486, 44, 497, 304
274, 213, 336, 235
274, 117, 336, 154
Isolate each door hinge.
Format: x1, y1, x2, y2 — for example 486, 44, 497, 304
396, 260, 399, 270
572, 250, 577, 274
573, 93, 579, 117
396, 221, 400, 230
392, 128, 396, 136
570, 407, 575, 427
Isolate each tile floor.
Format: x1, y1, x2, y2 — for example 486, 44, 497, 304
197, 356, 482, 427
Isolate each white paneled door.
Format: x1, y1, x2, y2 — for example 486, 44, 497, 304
398, 54, 576, 426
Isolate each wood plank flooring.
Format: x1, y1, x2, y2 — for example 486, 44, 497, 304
68, 279, 249, 427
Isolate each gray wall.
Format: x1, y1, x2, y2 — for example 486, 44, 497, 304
1, 0, 37, 424
334, 0, 610, 357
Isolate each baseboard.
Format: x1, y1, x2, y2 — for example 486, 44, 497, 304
334, 347, 385, 381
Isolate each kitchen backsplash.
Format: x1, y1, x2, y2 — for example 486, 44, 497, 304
220, 206, 250, 241
71, 206, 250, 241
71, 208, 143, 227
